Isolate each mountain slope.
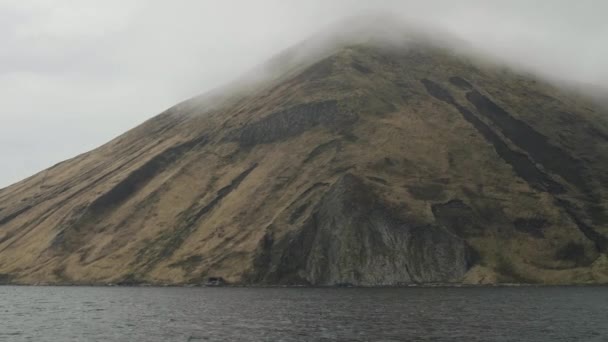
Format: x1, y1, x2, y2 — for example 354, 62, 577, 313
1, 35, 608, 285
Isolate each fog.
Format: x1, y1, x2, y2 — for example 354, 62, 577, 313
1, 0, 607, 188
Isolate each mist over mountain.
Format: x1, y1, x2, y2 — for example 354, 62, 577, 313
2, 1, 607, 188
1, 13, 607, 286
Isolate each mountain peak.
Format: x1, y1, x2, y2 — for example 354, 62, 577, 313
1, 20, 608, 286
229, 13, 470, 93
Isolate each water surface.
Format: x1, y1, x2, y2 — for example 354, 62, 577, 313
0, 286, 606, 341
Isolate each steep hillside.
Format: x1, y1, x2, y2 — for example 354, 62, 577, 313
1, 31, 608, 285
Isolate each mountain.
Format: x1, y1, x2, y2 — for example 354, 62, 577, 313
1, 20, 608, 286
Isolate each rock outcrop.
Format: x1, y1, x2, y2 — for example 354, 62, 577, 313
251, 174, 474, 285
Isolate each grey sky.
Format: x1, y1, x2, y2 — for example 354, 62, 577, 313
1, 0, 607, 188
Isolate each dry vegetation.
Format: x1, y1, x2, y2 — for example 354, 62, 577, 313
0, 41, 607, 285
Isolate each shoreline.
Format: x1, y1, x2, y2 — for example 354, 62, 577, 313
1, 282, 607, 288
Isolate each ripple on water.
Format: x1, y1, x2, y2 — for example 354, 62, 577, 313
0, 286, 607, 341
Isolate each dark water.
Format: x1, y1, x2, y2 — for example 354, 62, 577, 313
0, 286, 606, 341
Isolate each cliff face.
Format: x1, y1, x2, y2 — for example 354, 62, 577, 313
1, 34, 608, 285
249, 174, 474, 285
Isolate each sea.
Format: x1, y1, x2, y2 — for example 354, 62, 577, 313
1, 286, 606, 341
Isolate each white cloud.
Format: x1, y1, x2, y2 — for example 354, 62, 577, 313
0, 0, 607, 187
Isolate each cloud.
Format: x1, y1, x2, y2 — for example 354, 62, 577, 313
1, 0, 606, 187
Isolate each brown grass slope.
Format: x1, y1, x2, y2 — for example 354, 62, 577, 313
1, 41, 608, 286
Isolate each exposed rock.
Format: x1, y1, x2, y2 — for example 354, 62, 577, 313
0, 204, 33, 226
466, 90, 591, 196
407, 184, 445, 201
303, 140, 341, 164
555, 242, 594, 267
251, 175, 474, 285
87, 135, 208, 214
449, 76, 473, 90
0, 273, 11, 285
134, 163, 258, 273
352, 62, 373, 74
421, 79, 565, 194
204, 277, 226, 286
513, 218, 547, 238
432, 200, 479, 238
233, 101, 357, 147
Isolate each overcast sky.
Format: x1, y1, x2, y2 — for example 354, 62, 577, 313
1, 0, 607, 188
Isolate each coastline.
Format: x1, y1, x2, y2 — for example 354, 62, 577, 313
1, 282, 607, 288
